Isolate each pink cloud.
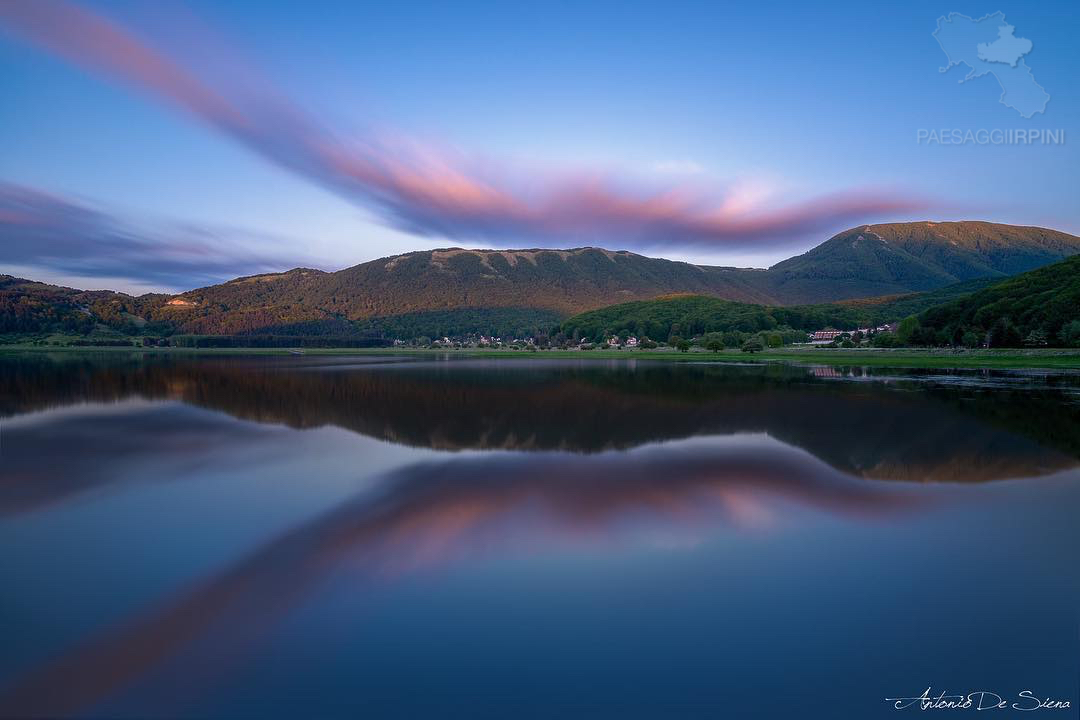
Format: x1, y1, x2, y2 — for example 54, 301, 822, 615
0, 0, 930, 251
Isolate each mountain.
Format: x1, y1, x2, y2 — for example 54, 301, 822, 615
126, 222, 1080, 335
0, 250, 769, 338
0, 275, 169, 335
161, 248, 774, 335
914, 254, 1080, 347
3, 221, 1079, 339
761, 221, 1080, 304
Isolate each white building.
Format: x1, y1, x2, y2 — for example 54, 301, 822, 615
809, 329, 844, 345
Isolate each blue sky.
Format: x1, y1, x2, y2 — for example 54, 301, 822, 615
1, 0, 1077, 292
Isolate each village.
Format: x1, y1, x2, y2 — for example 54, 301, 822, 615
402, 324, 901, 351
807, 324, 898, 345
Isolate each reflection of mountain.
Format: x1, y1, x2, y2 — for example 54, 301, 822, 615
2, 355, 1077, 483
0, 440, 920, 717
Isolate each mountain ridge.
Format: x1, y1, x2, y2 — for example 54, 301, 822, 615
3, 221, 1079, 337
760, 221, 1080, 303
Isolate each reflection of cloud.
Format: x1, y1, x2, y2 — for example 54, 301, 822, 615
0, 182, 314, 290
0, 402, 284, 518
0, 1, 929, 257
0, 440, 921, 717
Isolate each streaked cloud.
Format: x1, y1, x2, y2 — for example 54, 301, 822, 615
0, 182, 315, 291
0, 0, 931, 256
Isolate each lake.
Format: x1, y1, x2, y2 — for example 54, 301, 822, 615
1, 353, 1078, 718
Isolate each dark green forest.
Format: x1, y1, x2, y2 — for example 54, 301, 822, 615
355, 307, 564, 340
558, 279, 994, 343
910, 254, 1080, 347
559, 257, 1080, 348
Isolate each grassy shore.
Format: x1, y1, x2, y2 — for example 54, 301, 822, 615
3, 343, 1080, 369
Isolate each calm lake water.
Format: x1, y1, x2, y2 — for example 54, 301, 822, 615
1, 353, 1078, 719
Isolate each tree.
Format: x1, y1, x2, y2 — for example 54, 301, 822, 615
741, 339, 763, 353
987, 317, 1022, 348
705, 338, 723, 353
1060, 320, 1080, 347
910, 326, 943, 347
676, 339, 691, 353
870, 332, 901, 348
896, 316, 920, 345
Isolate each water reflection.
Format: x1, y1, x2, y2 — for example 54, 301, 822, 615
1, 354, 1078, 718
2, 354, 1078, 483
0, 437, 924, 717
0, 403, 282, 517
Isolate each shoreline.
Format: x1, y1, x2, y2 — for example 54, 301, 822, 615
3, 345, 1080, 370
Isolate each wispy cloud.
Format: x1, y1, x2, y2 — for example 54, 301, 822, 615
0, 182, 314, 291
0, 0, 931, 256
650, 159, 707, 176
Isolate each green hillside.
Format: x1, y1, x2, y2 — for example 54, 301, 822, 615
355, 307, 563, 340
912, 254, 1080, 347
560, 279, 994, 341
559, 255, 1080, 350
